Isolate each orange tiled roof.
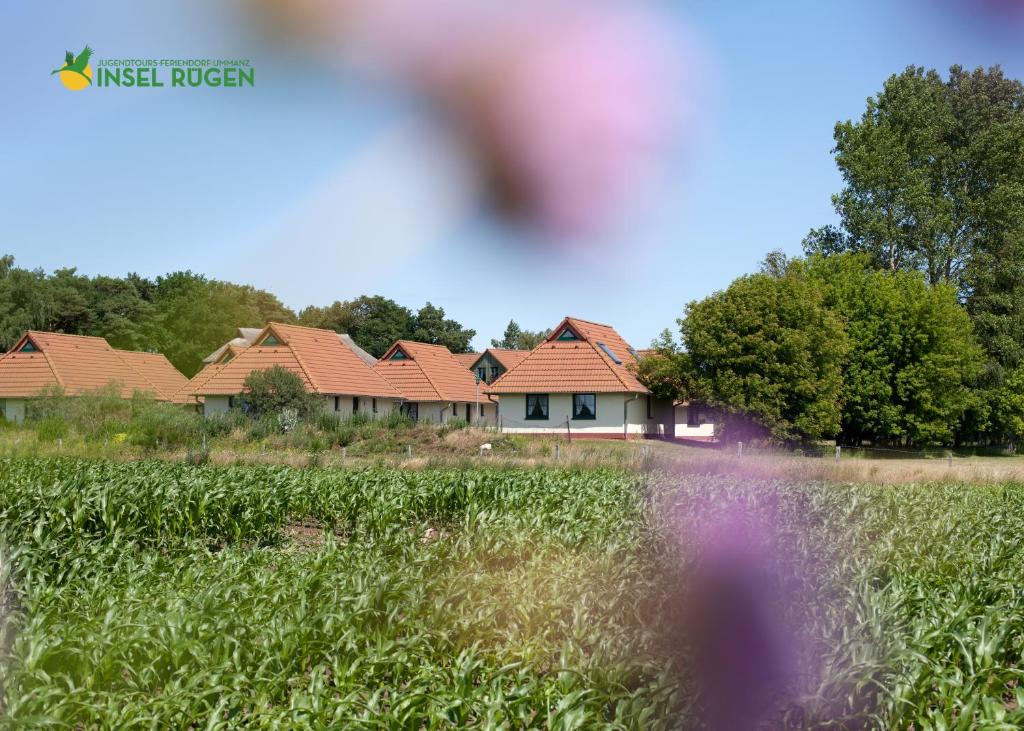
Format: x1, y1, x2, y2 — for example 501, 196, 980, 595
453, 352, 481, 369
194, 323, 401, 398
374, 340, 485, 402
486, 349, 530, 371
115, 350, 190, 402
486, 317, 649, 394
0, 331, 187, 400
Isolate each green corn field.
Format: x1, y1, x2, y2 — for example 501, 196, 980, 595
1, 457, 1024, 728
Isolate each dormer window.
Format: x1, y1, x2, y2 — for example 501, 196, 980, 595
261, 334, 282, 346
19, 340, 38, 353
555, 327, 579, 341
390, 349, 408, 360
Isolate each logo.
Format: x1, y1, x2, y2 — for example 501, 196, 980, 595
50, 46, 255, 91
51, 45, 93, 91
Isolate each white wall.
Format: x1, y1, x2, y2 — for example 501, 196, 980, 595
399, 401, 498, 427
0, 399, 25, 424
497, 393, 659, 437
203, 396, 232, 418
674, 404, 716, 440
324, 395, 398, 420
203, 394, 400, 420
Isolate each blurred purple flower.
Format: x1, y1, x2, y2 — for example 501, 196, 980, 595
248, 0, 687, 236
674, 498, 805, 729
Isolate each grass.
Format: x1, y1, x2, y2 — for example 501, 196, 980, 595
2, 457, 1024, 726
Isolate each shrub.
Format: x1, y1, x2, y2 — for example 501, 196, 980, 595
128, 402, 204, 449
241, 366, 318, 419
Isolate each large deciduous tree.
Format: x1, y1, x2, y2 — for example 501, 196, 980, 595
681, 270, 847, 443
803, 255, 983, 447
803, 65, 1024, 373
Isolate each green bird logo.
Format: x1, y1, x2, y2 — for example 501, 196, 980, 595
52, 45, 94, 90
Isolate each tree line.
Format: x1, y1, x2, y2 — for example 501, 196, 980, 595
0, 259, 480, 377
639, 65, 1024, 448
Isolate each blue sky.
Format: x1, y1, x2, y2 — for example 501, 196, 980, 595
2, 1, 1022, 350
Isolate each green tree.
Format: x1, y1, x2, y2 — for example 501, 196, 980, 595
804, 254, 984, 446
299, 295, 414, 358
632, 328, 694, 402
803, 65, 1024, 373
410, 302, 476, 353
148, 272, 295, 376
490, 320, 549, 350
681, 271, 847, 443
491, 320, 523, 349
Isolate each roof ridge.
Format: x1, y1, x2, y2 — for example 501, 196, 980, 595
564, 316, 614, 328
587, 341, 634, 391
268, 321, 332, 334
396, 339, 452, 351
112, 349, 163, 395
27, 329, 109, 341
406, 348, 450, 401
486, 340, 548, 390
39, 348, 66, 390
269, 324, 321, 393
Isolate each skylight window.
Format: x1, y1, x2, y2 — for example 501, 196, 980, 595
627, 347, 640, 360
597, 342, 621, 364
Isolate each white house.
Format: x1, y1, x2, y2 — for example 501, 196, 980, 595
373, 340, 497, 425
193, 322, 402, 418
486, 317, 674, 438
0, 330, 189, 423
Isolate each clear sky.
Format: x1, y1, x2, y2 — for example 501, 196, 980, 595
3, 0, 1022, 350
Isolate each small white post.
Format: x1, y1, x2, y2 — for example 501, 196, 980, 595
406, 445, 412, 459
342, 447, 347, 460
737, 441, 743, 458
555, 443, 560, 460
835, 445, 841, 462
58, 437, 63, 450
202, 432, 207, 451
947, 451, 953, 468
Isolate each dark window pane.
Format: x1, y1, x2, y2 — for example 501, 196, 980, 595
526, 394, 549, 420
687, 406, 700, 427
572, 394, 596, 420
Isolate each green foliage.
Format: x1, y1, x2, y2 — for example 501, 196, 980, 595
146, 271, 295, 376
25, 384, 135, 443
803, 65, 1024, 434
298, 295, 414, 358
0, 260, 295, 376
410, 302, 476, 353
681, 270, 847, 443
240, 366, 319, 420
804, 254, 984, 446
0, 258, 480, 376
299, 296, 478, 357
491, 319, 549, 350
633, 329, 694, 402
5, 459, 1024, 726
